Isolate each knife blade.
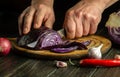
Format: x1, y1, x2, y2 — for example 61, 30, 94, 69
57, 28, 65, 38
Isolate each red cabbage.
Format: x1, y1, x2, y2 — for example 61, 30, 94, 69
17, 26, 63, 49
51, 41, 88, 53
17, 26, 90, 53
107, 27, 120, 44
51, 46, 78, 53
106, 10, 120, 44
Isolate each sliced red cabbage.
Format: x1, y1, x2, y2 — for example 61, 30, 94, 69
51, 41, 88, 53
17, 26, 49, 46
81, 40, 91, 46
35, 30, 63, 49
17, 26, 90, 53
51, 46, 78, 53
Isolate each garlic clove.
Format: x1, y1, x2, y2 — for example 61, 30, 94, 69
114, 54, 120, 59
56, 61, 67, 68
97, 44, 103, 50
88, 44, 103, 59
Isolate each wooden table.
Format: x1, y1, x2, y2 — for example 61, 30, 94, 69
0, 4, 120, 77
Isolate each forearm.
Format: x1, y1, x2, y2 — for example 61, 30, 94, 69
82, 0, 118, 12
31, 0, 54, 7
100, 0, 118, 9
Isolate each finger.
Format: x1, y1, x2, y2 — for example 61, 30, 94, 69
23, 7, 35, 34
44, 14, 55, 29
33, 9, 45, 29
75, 12, 83, 38
64, 14, 76, 39
82, 14, 90, 36
89, 19, 98, 34
18, 8, 29, 35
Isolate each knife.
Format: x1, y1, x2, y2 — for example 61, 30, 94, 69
57, 28, 65, 38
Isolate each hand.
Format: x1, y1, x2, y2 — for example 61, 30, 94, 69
63, 0, 104, 39
18, 0, 55, 35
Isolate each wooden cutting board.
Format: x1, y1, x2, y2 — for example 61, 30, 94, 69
9, 35, 112, 60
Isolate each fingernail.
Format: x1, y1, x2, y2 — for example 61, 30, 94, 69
23, 27, 28, 34
34, 24, 39, 29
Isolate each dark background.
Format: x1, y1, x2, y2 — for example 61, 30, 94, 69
0, 0, 120, 37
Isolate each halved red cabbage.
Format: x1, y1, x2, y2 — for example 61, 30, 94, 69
17, 26, 49, 46
17, 26, 90, 53
17, 26, 63, 49
107, 27, 120, 44
105, 11, 120, 44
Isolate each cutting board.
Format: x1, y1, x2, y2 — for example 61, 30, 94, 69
10, 35, 112, 60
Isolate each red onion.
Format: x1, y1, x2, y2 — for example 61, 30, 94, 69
0, 38, 11, 56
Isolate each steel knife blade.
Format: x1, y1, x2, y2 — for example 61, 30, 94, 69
57, 28, 65, 38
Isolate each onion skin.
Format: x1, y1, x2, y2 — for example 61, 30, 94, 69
0, 38, 11, 56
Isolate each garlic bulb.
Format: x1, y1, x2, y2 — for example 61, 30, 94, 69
88, 44, 103, 59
